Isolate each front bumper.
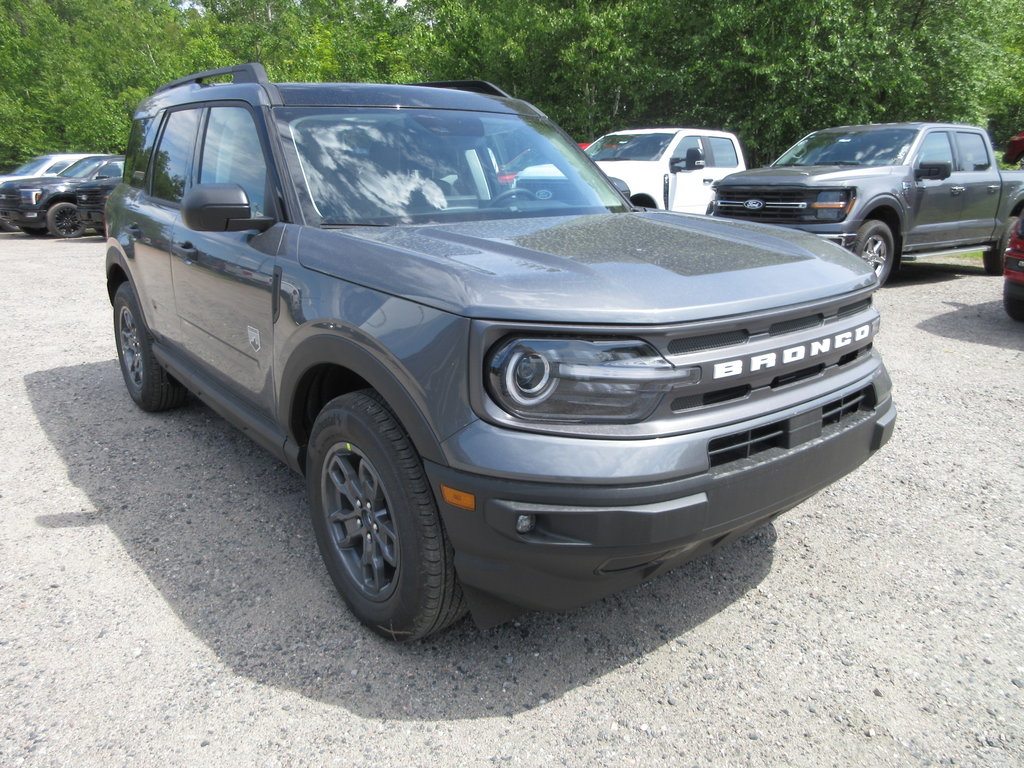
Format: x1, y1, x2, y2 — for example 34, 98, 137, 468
427, 374, 895, 625
0, 208, 45, 227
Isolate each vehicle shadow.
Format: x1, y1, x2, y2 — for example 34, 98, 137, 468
885, 258, 987, 288
916, 299, 1024, 351
25, 360, 776, 721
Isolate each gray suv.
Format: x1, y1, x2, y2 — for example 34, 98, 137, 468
106, 64, 895, 640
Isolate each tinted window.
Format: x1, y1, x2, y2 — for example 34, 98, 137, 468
586, 133, 674, 161
954, 131, 991, 172
96, 160, 125, 179
916, 132, 954, 166
774, 128, 918, 167
125, 118, 159, 189
151, 109, 200, 203
199, 106, 268, 216
671, 136, 701, 161
706, 136, 739, 167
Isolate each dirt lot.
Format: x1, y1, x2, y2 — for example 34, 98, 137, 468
1, 232, 1022, 767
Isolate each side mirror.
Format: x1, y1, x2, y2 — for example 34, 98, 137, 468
671, 147, 706, 173
181, 183, 274, 232
609, 177, 631, 197
914, 161, 952, 181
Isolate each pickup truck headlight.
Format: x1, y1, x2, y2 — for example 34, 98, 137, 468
811, 190, 853, 221
487, 337, 700, 423
19, 188, 43, 206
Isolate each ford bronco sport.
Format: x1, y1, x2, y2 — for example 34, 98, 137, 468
106, 64, 895, 640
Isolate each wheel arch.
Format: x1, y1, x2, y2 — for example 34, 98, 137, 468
279, 334, 447, 475
859, 203, 903, 267
630, 193, 658, 209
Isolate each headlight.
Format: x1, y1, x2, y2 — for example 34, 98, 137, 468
811, 189, 853, 221
486, 337, 700, 423
20, 188, 43, 206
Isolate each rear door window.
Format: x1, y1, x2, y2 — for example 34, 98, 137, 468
151, 109, 201, 203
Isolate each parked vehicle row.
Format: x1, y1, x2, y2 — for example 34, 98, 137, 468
0, 155, 123, 237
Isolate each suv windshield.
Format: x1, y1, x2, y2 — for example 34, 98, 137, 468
280, 107, 626, 226
585, 133, 674, 162
59, 156, 107, 179
774, 128, 919, 168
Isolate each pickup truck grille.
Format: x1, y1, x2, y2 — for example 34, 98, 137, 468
0, 190, 19, 205
76, 189, 106, 207
714, 186, 818, 223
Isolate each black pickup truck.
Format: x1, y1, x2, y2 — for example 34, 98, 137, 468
711, 123, 1024, 283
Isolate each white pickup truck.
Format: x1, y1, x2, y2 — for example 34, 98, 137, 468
585, 128, 746, 214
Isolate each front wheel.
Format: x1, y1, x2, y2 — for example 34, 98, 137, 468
306, 390, 466, 640
113, 282, 187, 411
984, 216, 1018, 276
852, 220, 896, 285
46, 201, 86, 238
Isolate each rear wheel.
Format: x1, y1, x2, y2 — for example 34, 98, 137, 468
1005, 285, 1024, 321
113, 282, 187, 411
984, 216, 1018, 276
852, 220, 896, 285
306, 390, 466, 640
46, 201, 86, 238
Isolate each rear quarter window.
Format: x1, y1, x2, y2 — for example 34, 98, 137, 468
125, 118, 159, 189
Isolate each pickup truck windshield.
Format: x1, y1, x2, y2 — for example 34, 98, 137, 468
774, 128, 918, 168
280, 107, 626, 226
585, 133, 674, 162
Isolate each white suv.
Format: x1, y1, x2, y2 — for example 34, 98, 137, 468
586, 128, 745, 214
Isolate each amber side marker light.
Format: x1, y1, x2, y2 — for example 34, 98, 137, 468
441, 486, 476, 511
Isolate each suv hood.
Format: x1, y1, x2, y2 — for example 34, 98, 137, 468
297, 212, 875, 323
719, 165, 898, 186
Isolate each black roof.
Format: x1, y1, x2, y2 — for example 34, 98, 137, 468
138, 63, 539, 119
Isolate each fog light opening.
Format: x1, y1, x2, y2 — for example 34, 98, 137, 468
515, 514, 536, 534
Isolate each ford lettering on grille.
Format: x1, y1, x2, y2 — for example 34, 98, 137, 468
712, 322, 874, 379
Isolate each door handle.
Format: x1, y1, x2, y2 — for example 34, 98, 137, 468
987, 184, 1000, 193
703, 178, 714, 184
950, 186, 966, 195
172, 241, 198, 262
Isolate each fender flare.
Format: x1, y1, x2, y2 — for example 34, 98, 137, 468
277, 332, 447, 469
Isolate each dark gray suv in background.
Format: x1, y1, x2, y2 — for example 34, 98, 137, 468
106, 64, 895, 640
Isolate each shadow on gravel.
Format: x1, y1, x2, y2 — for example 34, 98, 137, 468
916, 300, 1024, 351
884, 259, 987, 288
25, 360, 775, 721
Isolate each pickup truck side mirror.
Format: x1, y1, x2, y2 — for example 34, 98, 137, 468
182, 183, 275, 232
670, 147, 706, 173
608, 177, 631, 198
914, 161, 952, 181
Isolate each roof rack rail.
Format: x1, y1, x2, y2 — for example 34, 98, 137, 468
412, 80, 512, 99
155, 63, 271, 94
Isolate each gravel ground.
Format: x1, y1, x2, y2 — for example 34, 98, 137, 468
1, 231, 1022, 767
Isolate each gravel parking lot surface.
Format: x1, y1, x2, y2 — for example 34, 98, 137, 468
1, 232, 1022, 767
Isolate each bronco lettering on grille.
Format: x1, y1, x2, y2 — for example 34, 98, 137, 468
712, 323, 873, 379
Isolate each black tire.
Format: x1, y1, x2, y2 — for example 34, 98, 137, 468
19, 226, 48, 236
984, 216, 1018, 276
1005, 285, 1024, 322
113, 282, 187, 412
852, 220, 896, 285
306, 390, 466, 640
46, 201, 86, 238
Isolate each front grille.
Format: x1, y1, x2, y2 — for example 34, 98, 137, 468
708, 386, 874, 468
715, 186, 818, 223
0, 191, 18, 205
77, 189, 105, 206
668, 330, 749, 355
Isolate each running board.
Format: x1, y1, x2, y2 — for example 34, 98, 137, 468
901, 246, 987, 262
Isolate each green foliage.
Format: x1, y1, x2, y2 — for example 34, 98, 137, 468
0, 0, 1021, 170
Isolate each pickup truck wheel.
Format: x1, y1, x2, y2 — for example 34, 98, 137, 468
113, 282, 187, 412
1005, 286, 1024, 321
46, 202, 86, 238
307, 390, 466, 641
984, 216, 1018, 276
852, 220, 895, 285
